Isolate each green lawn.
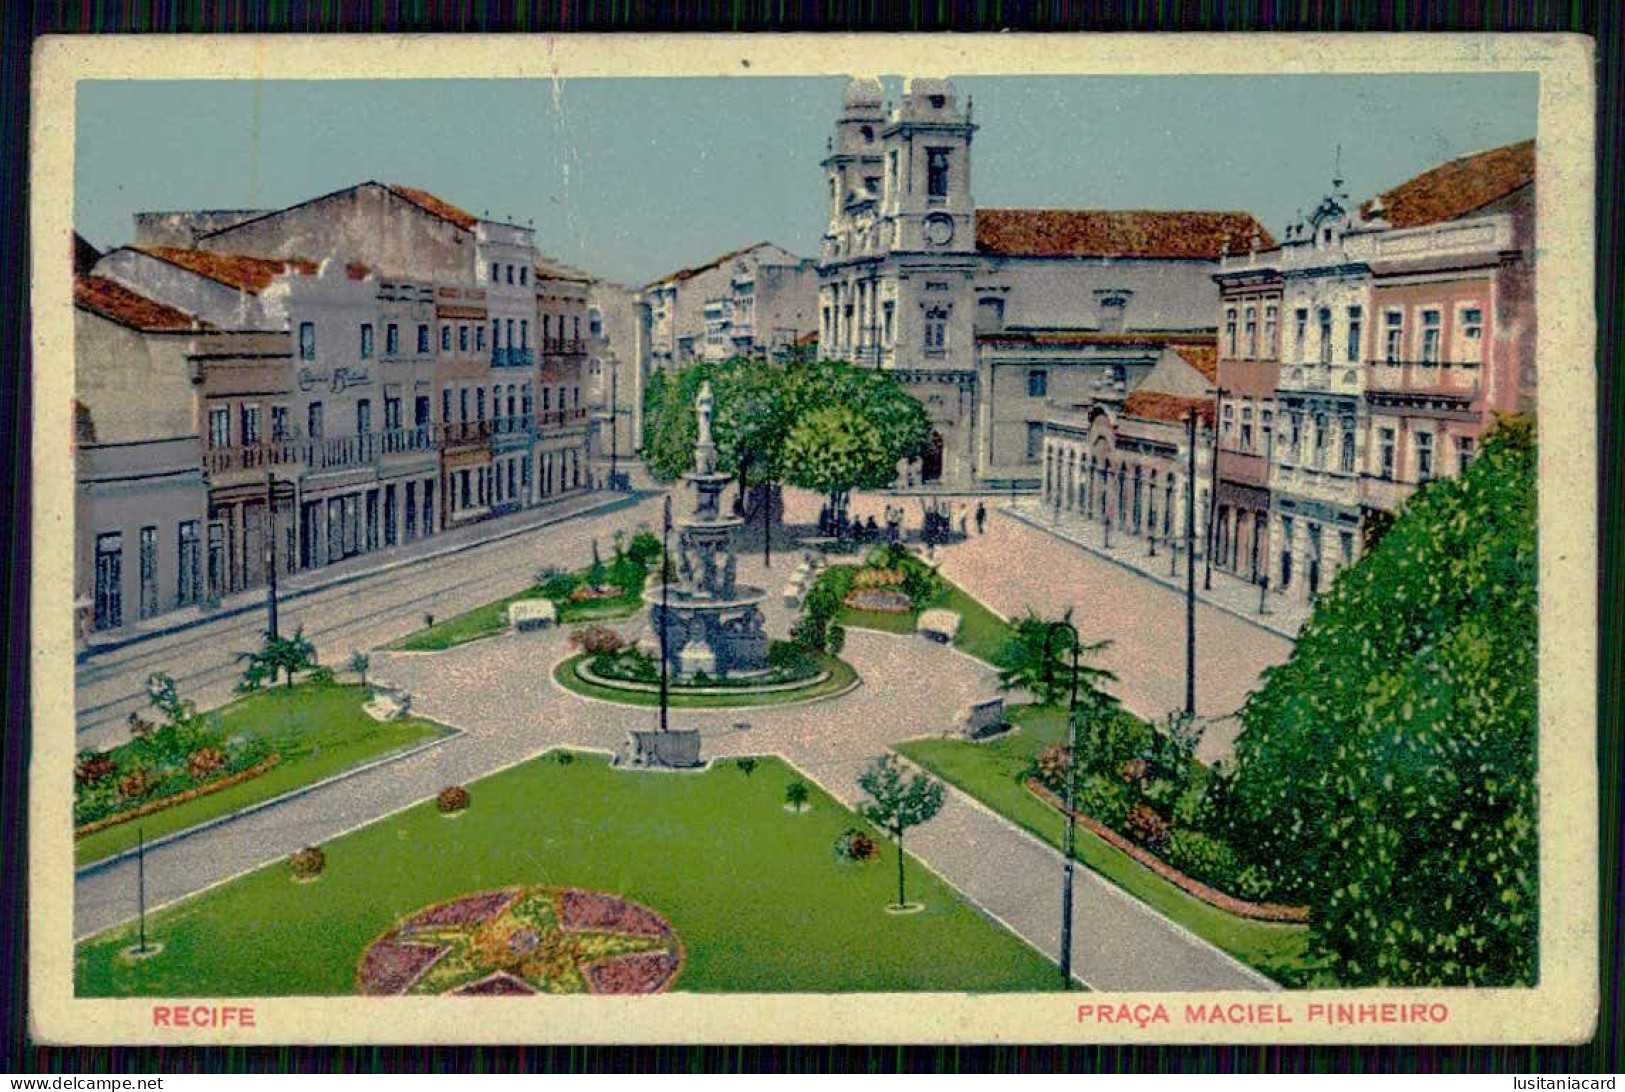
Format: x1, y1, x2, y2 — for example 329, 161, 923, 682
835, 568, 1015, 667
390, 586, 644, 652
76, 753, 1062, 996
76, 684, 453, 868
553, 653, 859, 709
897, 704, 1320, 987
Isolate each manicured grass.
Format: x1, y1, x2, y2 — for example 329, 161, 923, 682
390, 586, 644, 652
835, 567, 1015, 667
553, 653, 859, 708
76, 753, 1061, 996
897, 704, 1321, 987
76, 684, 453, 867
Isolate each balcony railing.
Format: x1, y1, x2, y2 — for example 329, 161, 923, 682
491, 347, 535, 368
1365, 358, 1483, 397
541, 338, 586, 356
491, 414, 536, 437
536, 408, 590, 429
440, 420, 494, 447
204, 426, 437, 477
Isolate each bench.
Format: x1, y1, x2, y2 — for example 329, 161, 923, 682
363, 687, 413, 722
917, 608, 962, 644
508, 599, 558, 632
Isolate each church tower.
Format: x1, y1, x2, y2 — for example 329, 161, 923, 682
881, 77, 976, 256
821, 77, 887, 264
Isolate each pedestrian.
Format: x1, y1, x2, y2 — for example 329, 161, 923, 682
957, 507, 968, 539
975, 501, 987, 535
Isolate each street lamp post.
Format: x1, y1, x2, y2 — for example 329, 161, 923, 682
1184, 411, 1198, 718
264, 470, 280, 641
659, 494, 672, 734
1040, 620, 1083, 989
609, 358, 620, 487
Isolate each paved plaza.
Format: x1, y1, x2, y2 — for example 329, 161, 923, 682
74, 486, 1289, 992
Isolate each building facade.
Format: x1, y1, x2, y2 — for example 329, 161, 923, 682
815, 77, 1270, 489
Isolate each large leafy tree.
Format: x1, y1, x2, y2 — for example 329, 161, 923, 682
778, 404, 895, 512
1226, 416, 1537, 986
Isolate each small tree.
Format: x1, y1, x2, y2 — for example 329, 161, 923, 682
785, 780, 811, 813
998, 610, 1119, 723
238, 627, 318, 691
858, 755, 946, 910
349, 650, 371, 688
736, 757, 758, 778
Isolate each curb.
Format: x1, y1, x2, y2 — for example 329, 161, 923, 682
76, 491, 650, 661
1000, 504, 1300, 643
73, 725, 463, 878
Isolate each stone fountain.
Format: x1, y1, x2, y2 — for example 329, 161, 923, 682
645, 381, 770, 680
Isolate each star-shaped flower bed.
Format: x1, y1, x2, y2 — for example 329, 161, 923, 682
356, 887, 683, 996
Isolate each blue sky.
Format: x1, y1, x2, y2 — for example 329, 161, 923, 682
74, 74, 1537, 286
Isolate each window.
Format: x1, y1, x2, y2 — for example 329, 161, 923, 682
924, 307, 948, 352
177, 521, 200, 606
1318, 308, 1333, 365
1420, 309, 1441, 363
1346, 306, 1362, 362
417, 323, 429, 354
1416, 430, 1434, 481
574, 316, 581, 342
1294, 308, 1308, 356
441, 325, 451, 352
270, 405, 289, 442
542, 387, 551, 414
1340, 419, 1356, 473
883, 301, 895, 345
94, 532, 123, 630
356, 398, 372, 435
1289, 413, 1303, 461
1313, 413, 1328, 468
1261, 409, 1274, 454
307, 402, 324, 441
1339, 531, 1354, 565
492, 320, 502, 349
520, 267, 528, 287
458, 325, 469, 352
1457, 435, 1475, 475
476, 388, 486, 421
138, 526, 158, 620
490, 262, 500, 283
1240, 406, 1254, 453
241, 404, 261, 446
1460, 305, 1484, 360
1221, 402, 1235, 440
476, 324, 486, 351
522, 384, 533, 416
442, 389, 452, 423
360, 323, 374, 359
1026, 422, 1045, 462
507, 318, 515, 350
299, 321, 315, 360
1264, 305, 1278, 357
491, 384, 503, 419
520, 319, 529, 349
1245, 306, 1258, 357
1027, 369, 1048, 398
926, 147, 950, 198
384, 394, 402, 431
1225, 308, 1238, 357
1384, 310, 1404, 363
1379, 427, 1396, 480
385, 323, 399, 356
459, 388, 470, 423
415, 395, 431, 427
506, 264, 515, 285
208, 407, 230, 449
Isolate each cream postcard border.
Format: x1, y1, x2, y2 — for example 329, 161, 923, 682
29, 32, 1598, 1046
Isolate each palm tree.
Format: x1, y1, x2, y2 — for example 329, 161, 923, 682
998, 609, 1118, 717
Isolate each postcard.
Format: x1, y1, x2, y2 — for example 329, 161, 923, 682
31, 33, 1596, 1044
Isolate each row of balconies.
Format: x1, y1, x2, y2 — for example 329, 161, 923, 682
204, 413, 591, 476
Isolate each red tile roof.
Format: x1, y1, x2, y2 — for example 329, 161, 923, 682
1170, 342, 1218, 383
1121, 390, 1214, 427
133, 246, 318, 294
75, 275, 212, 332
645, 242, 772, 290
534, 259, 594, 284
1362, 139, 1534, 229
976, 209, 1275, 261
385, 184, 479, 230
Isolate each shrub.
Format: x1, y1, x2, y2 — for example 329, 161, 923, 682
1074, 773, 1131, 830
306, 664, 337, 686
75, 751, 117, 786
540, 572, 581, 601
736, 757, 758, 778
557, 751, 575, 765
1124, 803, 1171, 854
1165, 829, 1244, 890
852, 566, 905, 589
436, 785, 470, 814
1118, 757, 1149, 785
290, 846, 326, 880
185, 747, 228, 781
768, 640, 816, 677
899, 561, 941, 607
834, 827, 879, 861
571, 625, 627, 656
117, 768, 151, 800
1080, 711, 1154, 780
625, 530, 662, 567
864, 543, 905, 570
825, 624, 846, 656
1032, 742, 1072, 793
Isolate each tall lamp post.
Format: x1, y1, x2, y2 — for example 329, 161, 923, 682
264, 469, 281, 641
1040, 619, 1083, 989
658, 493, 672, 734
609, 357, 620, 487
1184, 410, 1198, 717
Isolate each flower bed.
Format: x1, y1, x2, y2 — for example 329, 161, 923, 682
843, 587, 912, 614
74, 753, 282, 838
1025, 779, 1309, 923
356, 886, 683, 995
